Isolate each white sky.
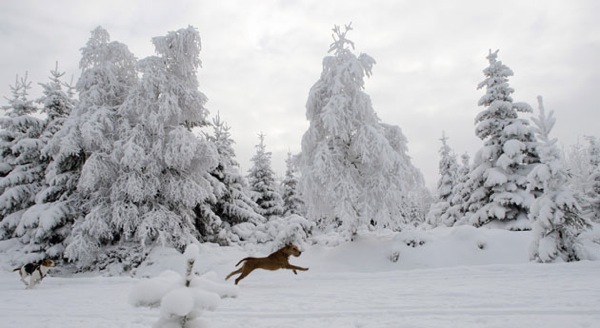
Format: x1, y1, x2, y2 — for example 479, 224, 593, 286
1, 0, 599, 188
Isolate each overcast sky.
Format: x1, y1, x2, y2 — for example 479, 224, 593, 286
1, 0, 599, 187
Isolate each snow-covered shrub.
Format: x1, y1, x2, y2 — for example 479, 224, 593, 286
576, 223, 600, 261
387, 229, 431, 263
222, 214, 314, 247
84, 244, 148, 275
129, 244, 238, 328
394, 230, 430, 248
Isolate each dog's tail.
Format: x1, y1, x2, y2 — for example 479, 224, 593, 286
12, 267, 20, 272
235, 257, 250, 266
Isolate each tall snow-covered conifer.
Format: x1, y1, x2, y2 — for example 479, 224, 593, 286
461, 50, 538, 230
200, 114, 263, 240
281, 152, 304, 216
435, 132, 459, 202
47, 27, 138, 264
426, 132, 459, 227
67, 26, 217, 267
0, 74, 45, 239
248, 133, 283, 219
70, 26, 216, 266
585, 136, 600, 222
298, 24, 426, 237
440, 153, 472, 226
528, 96, 590, 262
16, 64, 76, 258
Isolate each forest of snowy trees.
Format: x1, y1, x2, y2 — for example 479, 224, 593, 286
0, 24, 597, 271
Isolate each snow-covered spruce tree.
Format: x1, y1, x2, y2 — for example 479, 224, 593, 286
200, 114, 263, 241
248, 132, 283, 220
435, 132, 459, 202
46, 27, 138, 265
439, 152, 472, 226
298, 24, 426, 238
528, 96, 590, 262
380, 123, 430, 225
585, 136, 600, 222
564, 139, 593, 197
281, 152, 304, 217
426, 132, 459, 227
461, 50, 538, 230
0, 74, 44, 239
67, 26, 218, 269
16, 63, 76, 258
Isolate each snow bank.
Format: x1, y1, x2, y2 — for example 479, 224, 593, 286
301, 226, 532, 273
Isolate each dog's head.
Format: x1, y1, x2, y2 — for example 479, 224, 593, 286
283, 243, 302, 257
40, 259, 55, 267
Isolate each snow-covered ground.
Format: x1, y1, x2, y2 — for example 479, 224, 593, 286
1, 226, 600, 328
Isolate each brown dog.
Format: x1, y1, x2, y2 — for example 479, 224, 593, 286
226, 243, 309, 285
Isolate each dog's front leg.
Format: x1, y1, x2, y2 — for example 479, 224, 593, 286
20, 277, 29, 287
286, 264, 309, 273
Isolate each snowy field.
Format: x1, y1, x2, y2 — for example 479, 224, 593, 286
2, 226, 600, 328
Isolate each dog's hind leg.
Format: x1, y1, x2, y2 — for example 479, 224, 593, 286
234, 266, 255, 285
225, 268, 243, 281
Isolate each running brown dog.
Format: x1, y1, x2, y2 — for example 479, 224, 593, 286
226, 243, 309, 285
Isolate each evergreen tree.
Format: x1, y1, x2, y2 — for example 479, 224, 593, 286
435, 132, 459, 202
298, 24, 426, 237
585, 136, 600, 222
281, 152, 304, 216
528, 96, 590, 262
440, 152, 472, 226
248, 132, 283, 219
67, 26, 215, 267
200, 114, 263, 240
17, 63, 76, 258
47, 26, 137, 264
380, 123, 430, 225
0, 74, 44, 239
426, 132, 459, 226
461, 50, 538, 230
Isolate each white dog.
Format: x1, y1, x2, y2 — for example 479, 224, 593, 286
13, 259, 55, 288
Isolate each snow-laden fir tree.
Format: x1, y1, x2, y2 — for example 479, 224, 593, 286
67, 26, 217, 268
435, 132, 459, 202
46, 27, 138, 264
298, 24, 427, 237
248, 132, 283, 220
281, 152, 304, 217
200, 114, 263, 241
528, 96, 590, 262
0, 74, 45, 239
439, 152, 472, 226
460, 50, 538, 230
426, 132, 459, 227
585, 136, 600, 222
16, 63, 76, 258
380, 123, 430, 225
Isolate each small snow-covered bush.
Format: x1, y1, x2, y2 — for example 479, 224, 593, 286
387, 229, 431, 263
81, 243, 148, 275
129, 244, 238, 328
394, 229, 430, 248
223, 214, 314, 247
